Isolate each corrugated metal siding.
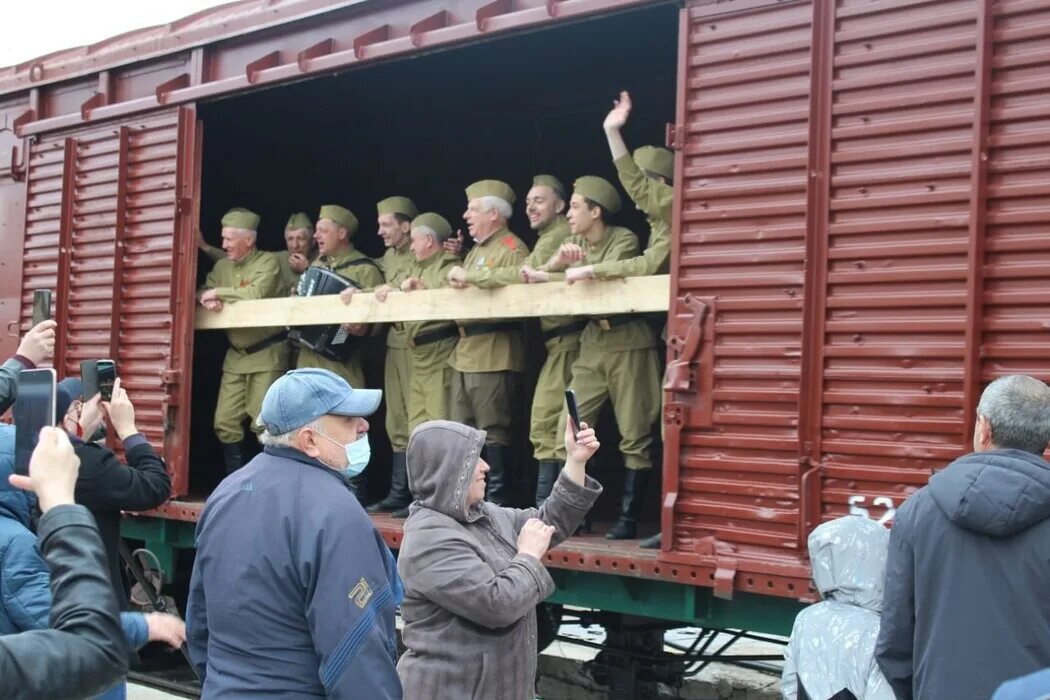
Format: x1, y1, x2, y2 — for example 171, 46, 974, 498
667, 0, 1050, 597
983, 0, 1050, 381
20, 110, 186, 492
818, 0, 982, 520
671, 0, 813, 553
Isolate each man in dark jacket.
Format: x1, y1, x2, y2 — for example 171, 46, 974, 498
57, 377, 171, 606
876, 374, 1050, 700
186, 368, 402, 699
1, 425, 128, 700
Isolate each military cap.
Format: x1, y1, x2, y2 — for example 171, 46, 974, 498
574, 176, 622, 215
318, 205, 358, 234
411, 212, 452, 241
221, 207, 260, 231
377, 196, 419, 219
285, 212, 313, 231
633, 146, 674, 181
465, 179, 516, 206
532, 174, 566, 200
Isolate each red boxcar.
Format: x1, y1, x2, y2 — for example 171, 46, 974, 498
0, 0, 1047, 632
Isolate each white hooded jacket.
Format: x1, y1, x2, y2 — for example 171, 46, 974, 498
782, 516, 895, 700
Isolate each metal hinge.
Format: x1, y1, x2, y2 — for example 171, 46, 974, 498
665, 122, 684, 151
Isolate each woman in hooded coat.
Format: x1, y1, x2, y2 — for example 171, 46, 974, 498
397, 415, 602, 700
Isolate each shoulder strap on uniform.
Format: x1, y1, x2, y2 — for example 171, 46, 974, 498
332, 257, 380, 273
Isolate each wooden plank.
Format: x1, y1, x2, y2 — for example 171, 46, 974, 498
194, 275, 672, 330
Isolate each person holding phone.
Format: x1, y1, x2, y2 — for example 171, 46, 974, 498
0, 424, 186, 700
56, 378, 170, 610
0, 426, 128, 700
397, 414, 602, 700
0, 319, 58, 415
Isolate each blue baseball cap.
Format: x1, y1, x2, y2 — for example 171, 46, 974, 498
257, 368, 382, 435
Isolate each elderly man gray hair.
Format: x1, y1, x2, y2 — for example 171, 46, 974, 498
876, 374, 1050, 700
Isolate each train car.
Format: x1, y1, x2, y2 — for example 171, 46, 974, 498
1, 0, 1048, 690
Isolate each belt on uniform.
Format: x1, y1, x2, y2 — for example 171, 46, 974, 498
410, 324, 459, 348
238, 332, 288, 355
590, 314, 638, 331
456, 321, 522, 338
542, 319, 589, 341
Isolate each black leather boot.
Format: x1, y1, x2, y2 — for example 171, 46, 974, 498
606, 469, 650, 540
485, 445, 515, 507
220, 442, 244, 475
367, 452, 413, 513
534, 460, 560, 508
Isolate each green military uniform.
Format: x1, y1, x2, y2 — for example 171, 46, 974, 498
452, 180, 528, 506
202, 212, 288, 454
465, 175, 580, 465
559, 177, 661, 538
295, 245, 385, 388
405, 221, 461, 432
449, 225, 529, 445
591, 151, 674, 279
375, 197, 419, 453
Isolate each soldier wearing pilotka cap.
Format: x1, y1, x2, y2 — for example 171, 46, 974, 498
445, 179, 530, 506
529, 176, 662, 540
464, 174, 583, 508
347, 195, 420, 515
198, 207, 288, 475
295, 204, 385, 500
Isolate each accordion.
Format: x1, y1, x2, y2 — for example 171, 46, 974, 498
289, 266, 362, 362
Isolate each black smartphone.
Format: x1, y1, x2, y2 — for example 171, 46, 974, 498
565, 389, 581, 440
13, 369, 57, 476
96, 360, 117, 402
32, 289, 52, 327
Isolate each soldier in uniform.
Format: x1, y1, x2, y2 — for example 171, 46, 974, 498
370, 213, 461, 516
295, 205, 384, 501
347, 196, 419, 514
469, 175, 583, 507
535, 177, 662, 540
446, 180, 529, 506
566, 91, 673, 284
198, 211, 317, 293
296, 205, 385, 387
197, 208, 288, 475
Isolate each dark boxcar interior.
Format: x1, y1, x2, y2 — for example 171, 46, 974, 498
189, 4, 679, 527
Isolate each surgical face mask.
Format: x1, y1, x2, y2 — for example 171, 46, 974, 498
317, 431, 370, 479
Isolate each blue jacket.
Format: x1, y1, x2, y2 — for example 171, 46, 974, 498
994, 668, 1050, 700
0, 425, 148, 700
186, 446, 403, 699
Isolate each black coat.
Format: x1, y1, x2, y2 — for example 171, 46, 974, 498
73, 435, 170, 605
0, 505, 129, 699
876, 449, 1050, 700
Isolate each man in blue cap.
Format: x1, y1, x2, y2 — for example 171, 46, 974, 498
185, 368, 402, 699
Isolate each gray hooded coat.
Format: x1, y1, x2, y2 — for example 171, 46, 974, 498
876, 449, 1050, 700
782, 516, 894, 700
397, 421, 602, 700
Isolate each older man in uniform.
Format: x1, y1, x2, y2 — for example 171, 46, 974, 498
347, 196, 419, 514
198, 208, 288, 474
469, 175, 583, 507
198, 211, 317, 294
445, 180, 529, 506
296, 205, 385, 387
371, 213, 460, 517
540, 177, 662, 540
